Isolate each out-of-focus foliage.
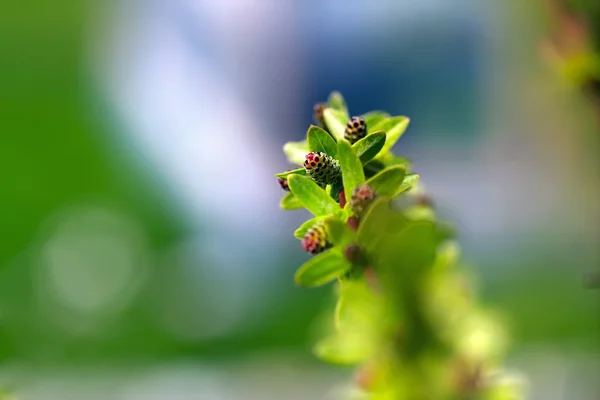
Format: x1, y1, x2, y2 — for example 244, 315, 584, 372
276, 93, 526, 399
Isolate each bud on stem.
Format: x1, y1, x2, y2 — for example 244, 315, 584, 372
304, 152, 341, 186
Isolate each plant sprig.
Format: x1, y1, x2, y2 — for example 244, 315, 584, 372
275, 92, 526, 399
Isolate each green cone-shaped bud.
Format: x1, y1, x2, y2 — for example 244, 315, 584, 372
304, 152, 341, 186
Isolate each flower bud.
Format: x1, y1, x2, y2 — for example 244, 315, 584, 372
277, 177, 290, 191
344, 116, 367, 144
304, 152, 341, 185
350, 184, 377, 219
313, 103, 328, 130
301, 223, 331, 255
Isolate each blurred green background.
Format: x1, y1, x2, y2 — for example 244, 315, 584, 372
0, 1, 598, 399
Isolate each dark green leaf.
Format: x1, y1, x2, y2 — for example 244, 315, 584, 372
324, 218, 355, 247
361, 111, 390, 129
337, 140, 365, 198
323, 108, 348, 140
329, 179, 344, 201
371, 117, 410, 156
294, 249, 351, 287
327, 91, 349, 118
307, 125, 337, 156
275, 168, 307, 179
283, 140, 309, 165
353, 131, 386, 164
365, 165, 406, 198
396, 173, 420, 195
280, 192, 303, 210
288, 175, 340, 216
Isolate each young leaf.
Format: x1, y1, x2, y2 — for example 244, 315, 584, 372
365, 165, 406, 198
283, 140, 310, 165
327, 91, 349, 118
396, 173, 420, 195
280, 192, 303, 210
314, 332, 375, 365
323, 108, 349, 140
353, 131, 386, 164
357, 198, 406, 253
361, 111, 390, 128
294, 249, 351, 287
371, 117, 410, 156
337, 140, 365, 197
307, 125, 337, 156
287, 175, 340, 216
294, 216, 327, 239
324, 218, 355, 247
275, 168, 307, 179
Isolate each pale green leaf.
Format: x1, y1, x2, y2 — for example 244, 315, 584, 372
323, 108, 348, 140
280, 192, 303, 210
395, 173, 420, 195
361, 111, 389, 129
275, 168, 307, 179
294, 249, 351, 287
324, 218, 355, 247
365, 165, 406, 198
283, 140, 309, 165
288, 175, 340, 216
307, 125, 337, 156
314, 332, 375, 365
357, 198, 406, 253
327, 91, 349, 118
371, 117, 410, 156
337, 140, 365, 197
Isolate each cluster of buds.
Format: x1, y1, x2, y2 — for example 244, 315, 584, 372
344, 116, 367, 144
302, 223, 331, 254
350, 184, 377, 219
304, 152, 341, 186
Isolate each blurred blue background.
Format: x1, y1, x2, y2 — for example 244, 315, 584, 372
0, 1, 598, 399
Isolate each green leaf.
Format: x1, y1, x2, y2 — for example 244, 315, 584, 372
327, 91, 349, 118
357, 198, 406, 253
365, 165, 406, 198
323, 108, 348, 140
287, 175, 340, 216
275, 168, 307, 179
361, 111, 389, 129
337, 140, 365, 198
283, 140, 309, 165
396, 173, 420, 195
294, 249, 351, 287
294, 216, 326, 239
371, 117, 410, 156
335, 279, 382, 332
280, 192, 303, 210
353, 131, 386, 164
324, 218, 355, 247
307, 125, 337, 156
314, 332, 375, 365
378, 152, 411, 169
